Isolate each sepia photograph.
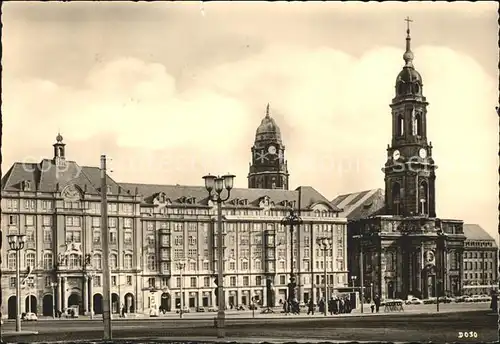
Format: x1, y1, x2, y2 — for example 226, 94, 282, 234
0, 2, 498, 343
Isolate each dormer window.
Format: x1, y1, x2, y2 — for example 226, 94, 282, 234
22, 180, 32, 191
106, 185, 112, 194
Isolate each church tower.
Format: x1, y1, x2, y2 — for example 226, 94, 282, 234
248, 104, 289, 189
383, 19, 437, 218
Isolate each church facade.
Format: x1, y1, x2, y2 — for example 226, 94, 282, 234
338, 25, 466, 300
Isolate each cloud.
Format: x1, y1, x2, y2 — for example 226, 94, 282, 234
2, 42, 497, 239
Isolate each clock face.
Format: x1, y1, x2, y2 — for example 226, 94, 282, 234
268, 145, 277, 155
392, 150, 401, 160
419, 148, 427, 159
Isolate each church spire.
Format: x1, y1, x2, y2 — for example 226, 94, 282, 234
266, 103, 270, 118
403, 16, 414, 67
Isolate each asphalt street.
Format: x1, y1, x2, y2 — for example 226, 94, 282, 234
2, 304, 496, 343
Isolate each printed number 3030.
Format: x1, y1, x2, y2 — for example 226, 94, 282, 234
458, 331, 478, 338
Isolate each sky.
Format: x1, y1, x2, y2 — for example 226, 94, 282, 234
2, 2, 498, 240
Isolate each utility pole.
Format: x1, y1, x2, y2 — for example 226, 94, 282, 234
100, 155, 112, 340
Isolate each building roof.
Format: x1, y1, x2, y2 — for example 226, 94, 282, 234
463, 224, 496, 242
331, 188, 385, 220
1, 154, 340, 212
120, 182, 341, 211
1, 159, 121, 195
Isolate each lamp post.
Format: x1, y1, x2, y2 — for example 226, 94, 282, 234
370, 282, 374, 303
317, 237, 333, 316
280, 208, 303, 311
177, 260, 186, 319
7, 234, 26, 333
436, 229, 447, 313
50, 281, 57, 319
351, 276, 357, 288
202, 173, 235, 339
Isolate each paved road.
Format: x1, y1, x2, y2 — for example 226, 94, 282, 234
1, 304, 495, 343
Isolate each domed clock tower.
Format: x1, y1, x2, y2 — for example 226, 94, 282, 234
382, 21, 437, 218
248, 104, 289, 190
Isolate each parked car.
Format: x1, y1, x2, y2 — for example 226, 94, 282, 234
207, 307, 218, 312
381, 298, 404, 306
405, 297, 423, 305
23, 312, 38, 321
423, 297, 437, 304
454, 296, 467, 303
196, 306, 207, 312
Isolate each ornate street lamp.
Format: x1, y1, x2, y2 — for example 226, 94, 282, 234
7, 234, 26, 332
280, 208, 303, 311
50, 281, 58, 319
436, 229, 447, 312
317, 237, 333, 316
202, 173, 235, 339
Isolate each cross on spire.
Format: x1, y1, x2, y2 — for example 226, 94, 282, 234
405, 16, 413, 35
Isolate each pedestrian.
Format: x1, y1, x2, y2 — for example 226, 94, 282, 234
328, 298, 334, 316
283, 300, 288, 315
374, 294, 381, 313
307, 299, 314, 315
370, 301, 375, 313
333, 297, 339, 315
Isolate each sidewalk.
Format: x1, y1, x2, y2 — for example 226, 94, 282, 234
2, 330, 39, 336
144, 336, 407, 344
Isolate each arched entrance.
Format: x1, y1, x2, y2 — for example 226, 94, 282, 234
387, 281, 395, 299
8, 296, 17, 319
160, 292, 171, 312
25, 295, 38, 314
42, 294, 53, 316
111, 293, 119, 314
124, 293, 135, 313
93, 294, 103, 314
68, 293, 81, 313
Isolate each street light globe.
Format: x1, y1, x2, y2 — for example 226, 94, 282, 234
203, 174, 216, 193
223, 173, 235, 190
214, 177, 224, 194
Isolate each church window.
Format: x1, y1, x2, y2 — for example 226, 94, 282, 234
419, 181, 428, 215
413, 83, 420, 94
385, 252, 394, 272
397, 114, 404, 136
392, 182, 401, 215
415, 113, 422, 136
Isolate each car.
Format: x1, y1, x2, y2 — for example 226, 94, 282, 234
23, 312, 38, 321
454, 296, 467, 303
405, 297, 423, 305
207, 306, 218, 312
175, 307, 190, 314
196, 306, 207, 312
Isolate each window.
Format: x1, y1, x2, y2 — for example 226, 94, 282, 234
25, 252, 35, 268
124, 230, 132, 244
279, 261, 285, 270
147, 235, 155, 246
43, 252, 53, 269
8, 253, 16, 270
110, 254, 118, 269
65, 216, 81, 227
189, 261, 196, 271
303, 259, 310, 271
123, 204, 134, 214
26, 229, 35, 242
230, 276, 236, 287
124, 218, 133, 228
148, 278, 156, 289
7, 199, 18, 210
229, 262, 236, 270
25, 199, 36, 210
190, 277, 197, 288
93, 276, 102, 287
66, 229, 81, 243
124, 254, 133, 269
69, 253, 81, 269
93, 254, 103, 270
188, 236, 196, 246
174, 249, 184, 259
204, 277, 210, 287
174, 236, 183, 246
111, 276, 117, 286
304, 248, 310, 258
202, 261, 210, 270
161, 277, 168, 287
279, 275, 286, 285
92, 217, 100, 227
8, 215, 18, 226
126, 276, 132, 285
109, 229, 117, 244
147, 255, 156, 270
145, 221, 155, 231
243, 276, 249, 286
176, 277, 181, 288
10, 277, 16, 288
255, 276, 262, 286
108, 218, 117, 228
43, 216, 52, 227
93, 229, 101, 243
241, 260, 249, 270
108, 203, 118, 214
25, 215, 34, 227
254, 260, 262, 270
397, 114, 404, 136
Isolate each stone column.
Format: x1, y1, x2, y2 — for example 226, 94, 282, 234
62, 277, 68, 310
89, 278, 94, 315
57, 277, 62, 312
262, 286, 267, 306
197, 290, 203, 308
211, 289, 216, 307
83, 277, 88, 313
